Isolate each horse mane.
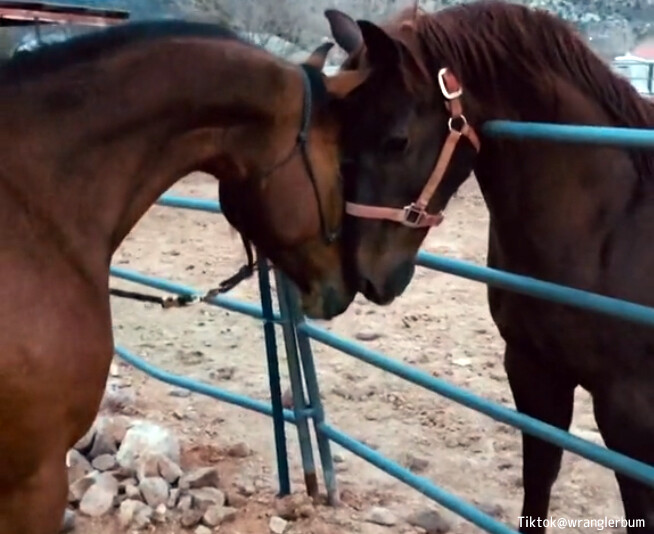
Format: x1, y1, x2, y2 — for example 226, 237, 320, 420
0, 19, 246, 83
393, 0, 654, 177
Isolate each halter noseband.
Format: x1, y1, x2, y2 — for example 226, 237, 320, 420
344, 67, 480, 229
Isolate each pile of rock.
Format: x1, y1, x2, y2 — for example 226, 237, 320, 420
67, 416, 240, 532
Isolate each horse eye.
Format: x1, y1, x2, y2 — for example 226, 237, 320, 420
381, 136, 409, 153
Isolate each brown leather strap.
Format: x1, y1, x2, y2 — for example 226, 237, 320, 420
415, 128, 463, 208
345, 202, 444, 227
344, 67, 479, 229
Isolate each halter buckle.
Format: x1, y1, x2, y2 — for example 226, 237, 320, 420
402, 203, 427, 227
438, 68, 463, 100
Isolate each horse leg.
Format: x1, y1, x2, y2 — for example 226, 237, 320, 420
504, 344, 576, 534
592, 381, 654, 533
0, 451, 68, 534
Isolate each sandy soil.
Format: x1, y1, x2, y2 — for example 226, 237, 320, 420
86, 173, 626, 533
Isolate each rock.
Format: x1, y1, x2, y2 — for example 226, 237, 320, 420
74, 426, 95, 454
269, 515, 288, 534
179, 467, 220, 490
225, 490, 248, 508
354, 331, 381, 342
407, 509, 451, 534
180, 508, 203, 528
203, 505, 237, 526
169, 387, 192, 398
95, 415, 130, 445
402, 452, 430, 474
235, 481, 254, 496
167, 488, 180, 508
135, 454, 160, 482
132, 504, 154, 530
177, 494, 193, 512
119, 477, 137, 490
86, 416, 130, 460
69, 471, 101, 503
108, 465, 134, 480
67, 449, 93, 484
189, 487, 226, 511
202, 505, 222, 527
297, 504, 314, 518
100, 381, 135, 413
274, 494, 313, 520
60, 508, 75, 533
92, 454, 117, 472
118, 499, 150, 528
194, 526, 212, 534
139, 477, 169, 507
211, 366, 235, 381
152, 503, 167, 523
87, 430, 117, 460
365, 506, 398, 526
116, 421, 180, 471
157, 455, 183, 484
477, 502, 504, 519
78, 473, 119, 517
124, 483, 141, 500
227, 442, 251, 458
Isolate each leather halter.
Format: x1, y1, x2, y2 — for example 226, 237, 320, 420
345, 68, 480, 228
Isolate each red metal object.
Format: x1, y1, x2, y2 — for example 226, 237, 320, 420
0, 0, 128, 27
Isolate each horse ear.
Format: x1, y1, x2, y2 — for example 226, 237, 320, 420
304, 42, 334, 70
325, 9, 363, 54
356, 20, 401, 68
324, 70, 369, 98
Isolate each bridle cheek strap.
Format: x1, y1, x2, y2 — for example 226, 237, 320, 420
345, 68, 480, 229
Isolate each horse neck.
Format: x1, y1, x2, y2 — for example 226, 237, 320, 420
468, 77, 642, 272
0, 37, 296, 262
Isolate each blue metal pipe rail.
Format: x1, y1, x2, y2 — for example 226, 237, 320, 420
483, 121, 654, 147
115, 345, 297, 423
416, 252, 654, 327
298, 322, 654, 488
111, 122, 654, 532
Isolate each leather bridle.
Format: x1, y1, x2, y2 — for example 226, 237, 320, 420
344, 68, 480, 228
263, 64, 340, 244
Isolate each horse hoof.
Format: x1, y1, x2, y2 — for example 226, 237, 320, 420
60, 508, 75, 533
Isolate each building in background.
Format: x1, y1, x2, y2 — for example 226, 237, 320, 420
613, 35, 654, 96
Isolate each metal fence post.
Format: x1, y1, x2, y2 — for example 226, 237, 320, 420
256, 250, 290, 496
273, 269, 320, 500
276, 272, 339, 505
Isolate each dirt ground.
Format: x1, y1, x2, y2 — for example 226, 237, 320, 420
92, 173, 626, 533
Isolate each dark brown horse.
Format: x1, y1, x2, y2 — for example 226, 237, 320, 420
0, 20, 366, 533
323, 1, 654, 532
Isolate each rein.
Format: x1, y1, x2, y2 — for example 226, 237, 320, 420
110, 64, 335, 308
345, 68, 480, 228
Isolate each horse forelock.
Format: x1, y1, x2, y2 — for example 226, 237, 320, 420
386, 0, 654, 177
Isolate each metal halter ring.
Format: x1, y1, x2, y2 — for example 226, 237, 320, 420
448, 114, 468, 133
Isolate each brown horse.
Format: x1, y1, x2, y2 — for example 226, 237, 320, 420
0, 19, 366, 534
323, 1, 654, 532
